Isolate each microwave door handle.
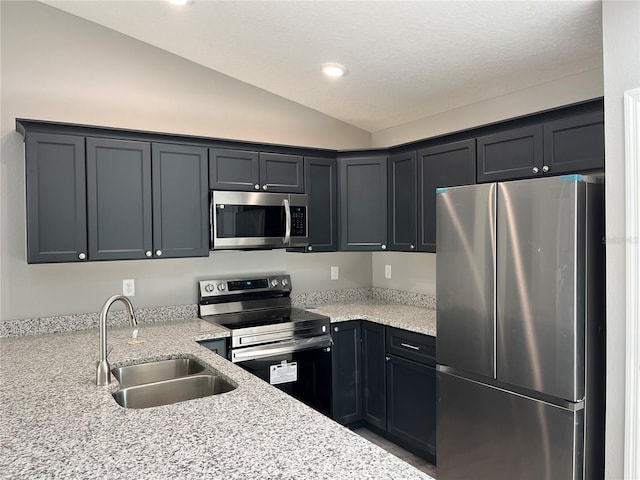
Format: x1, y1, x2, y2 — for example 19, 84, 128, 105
283, 198, 291, 245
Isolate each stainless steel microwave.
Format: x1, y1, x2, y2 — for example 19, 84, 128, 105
210, 191, 309, 250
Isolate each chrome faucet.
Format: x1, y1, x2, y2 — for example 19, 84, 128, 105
96, 294, 138, 386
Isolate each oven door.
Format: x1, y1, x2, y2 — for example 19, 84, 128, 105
211, 191, 308, 250
233, 335, 332, 417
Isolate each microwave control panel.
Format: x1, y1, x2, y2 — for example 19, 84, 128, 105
291, 206, 307, 236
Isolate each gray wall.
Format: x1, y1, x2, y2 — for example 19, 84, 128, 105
602, 2, 640, 478
0, 1, 372, 320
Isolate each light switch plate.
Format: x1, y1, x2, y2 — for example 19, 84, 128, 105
330, 266, 339, 281
385, 265, 392, 279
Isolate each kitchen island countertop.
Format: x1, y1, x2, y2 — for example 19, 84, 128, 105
0, 315, 434, 479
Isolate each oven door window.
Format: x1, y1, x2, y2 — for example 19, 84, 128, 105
216, 205, 285, 238
238, 347, 332, 417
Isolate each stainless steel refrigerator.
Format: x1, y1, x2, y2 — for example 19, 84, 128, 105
435, 175, 605, 480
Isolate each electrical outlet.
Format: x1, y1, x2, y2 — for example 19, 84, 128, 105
123, 279, 135, 297
330, 266, 339, 281
385, 265, 392, 279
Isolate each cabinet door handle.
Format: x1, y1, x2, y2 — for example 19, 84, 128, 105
307, 245, 313, 251
401, 342, 420, 351
334, 326, 338, 332
385, 356, 390, 361
381, 244, 387, 250
78, 252, 86, 260
410, 244, 415, 250
155, 250, 163, 257
145, 251, 152, 257
254, 184, 260, 190
262, 184, 268, 190
542, 165, 550, 173
532, 166, 540, 174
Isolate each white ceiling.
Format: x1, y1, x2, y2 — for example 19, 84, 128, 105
41, 0, 603, 133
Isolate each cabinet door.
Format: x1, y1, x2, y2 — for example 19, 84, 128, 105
331, 321, 362, 425
87, 137, 152, 260
417, 139, 476, 252
152, 143, 209, 258
362, 321, 386, 430
386, 355, 437, 461
304, 157, 338, 252
259, 153, 304, 193
339, 156, 388, 251
388, 152, 417, 252
543, 112, 604, 175
25, 132, 87, 263
477, 125, 543, 182
209, 148, 260, 191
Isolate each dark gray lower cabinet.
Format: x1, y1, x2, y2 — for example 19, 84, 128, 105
386, 355, 437, 462
87, 137, 153, 260
25, 132, 88, 263
362, 321, 386, 429
304, 157, 338, 252
331, 321, 362, 425
331, 320, 436, 463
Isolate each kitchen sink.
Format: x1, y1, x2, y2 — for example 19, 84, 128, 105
112, 374, 236, 409
112, 358, 207, 387
110, 357, 236, 409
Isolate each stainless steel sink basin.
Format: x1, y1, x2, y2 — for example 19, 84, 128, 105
110, 357, 236, 409
112, 374, 236, 409
112, 358, 207, 387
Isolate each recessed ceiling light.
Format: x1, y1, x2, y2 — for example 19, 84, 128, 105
321, 63, 347, 78
168, 0, 191, 5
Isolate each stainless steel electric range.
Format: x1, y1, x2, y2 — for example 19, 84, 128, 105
198, 274, 333, 416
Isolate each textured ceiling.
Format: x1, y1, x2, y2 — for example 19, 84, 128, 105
41, 0, 603, 133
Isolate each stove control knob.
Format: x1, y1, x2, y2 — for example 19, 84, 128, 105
217, 283, 226, 292
281, 278, 288, 287
270, 279, 279, 288
204, 284, 215, 293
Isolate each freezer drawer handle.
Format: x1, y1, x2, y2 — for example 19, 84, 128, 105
400, 342, 420, 351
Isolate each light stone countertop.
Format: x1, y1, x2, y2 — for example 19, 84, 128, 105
310, 299, 437, 337
0, 316, 434, 480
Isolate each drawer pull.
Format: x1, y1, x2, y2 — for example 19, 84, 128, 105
400, 342, 420, 351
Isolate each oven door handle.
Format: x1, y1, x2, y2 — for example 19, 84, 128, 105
283, 198, 291, 246
231, 334, 333, 363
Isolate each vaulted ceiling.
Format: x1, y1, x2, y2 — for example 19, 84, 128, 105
41, 1, 603, 133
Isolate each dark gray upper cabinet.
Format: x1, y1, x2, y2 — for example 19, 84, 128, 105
304, 157, 338, 252
259, 153, 304, 193
543, 112, 604, 175
476, 125, 543, 183
417, 139, 476, 252
339, 155, 388, 251
477, 112, 604, 183
388, 152, 417, 252
25, 132, 87, 263
209, 148, 303, 193
152, 143, 209, 258
86, 138, 153, 260
331, 321, 363, 425
208, 148, 259, 191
